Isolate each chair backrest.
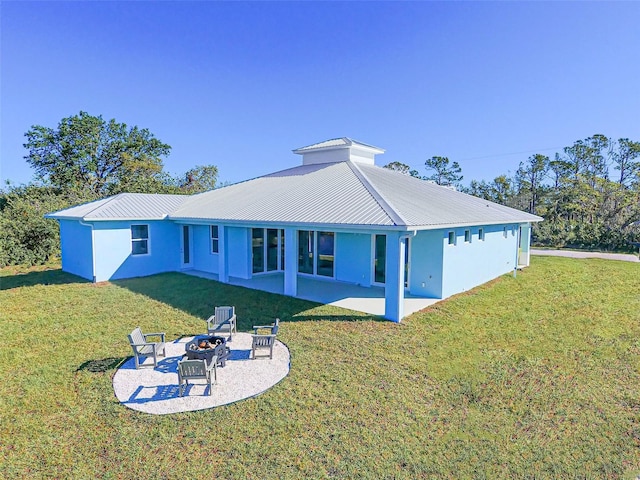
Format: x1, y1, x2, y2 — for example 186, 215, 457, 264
253, 335, 275, 347
128, 327, 145, 346
215, 306, 235, 323
179, 359, 207, 378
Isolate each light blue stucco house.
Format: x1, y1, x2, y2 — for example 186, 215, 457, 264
47, 138, 542, 322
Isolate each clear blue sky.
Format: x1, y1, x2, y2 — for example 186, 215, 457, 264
2, 1, 639, 187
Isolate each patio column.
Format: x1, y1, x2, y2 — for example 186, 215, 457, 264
218, 225, 229, 283
384, 231, 405, 323
284, 227, 297, 297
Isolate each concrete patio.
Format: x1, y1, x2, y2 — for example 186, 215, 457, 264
184, 270, 440, 318
113, 332, 290, 415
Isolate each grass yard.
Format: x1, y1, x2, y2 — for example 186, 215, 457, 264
1, 256, 639, 479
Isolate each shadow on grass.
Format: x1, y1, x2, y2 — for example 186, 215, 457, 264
113, 272, 382, 328
77, 357, 128, 373
0, 269, 88, 290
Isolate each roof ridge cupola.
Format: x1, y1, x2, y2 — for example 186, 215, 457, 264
293, 137, 385, 166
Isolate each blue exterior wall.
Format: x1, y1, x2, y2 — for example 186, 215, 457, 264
227, 226, 251, 279
335, 232, 371, 286
59, 220, 93, 281
441, 224, 519, 298
92, 220, 181, 281
407, 230, 444, 298
192, 224, 218, 274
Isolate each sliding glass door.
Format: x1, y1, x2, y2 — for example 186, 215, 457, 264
252, 228, 284, 274
298, 230, 335, 277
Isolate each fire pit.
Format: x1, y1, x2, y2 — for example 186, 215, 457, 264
185, 335, 230, 367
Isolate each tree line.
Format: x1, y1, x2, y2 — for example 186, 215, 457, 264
1, 112, 218, 266
386, 134, 640, 251
2, 112, 639, 267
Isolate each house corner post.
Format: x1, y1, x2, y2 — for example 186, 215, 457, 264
218, 225, 229, 283
284, 227, 297, 296
384, 232, 405, 323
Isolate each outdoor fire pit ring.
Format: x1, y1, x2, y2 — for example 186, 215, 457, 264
185, 335, 230, 367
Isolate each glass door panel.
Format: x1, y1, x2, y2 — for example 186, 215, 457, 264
252, 228, 264, 273
298, 231, 314, 274
317, 232, 334, 277
266, 229, 279, 271
374, 234, 386, 284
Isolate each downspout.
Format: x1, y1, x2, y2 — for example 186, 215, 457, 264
79, 219, 97, 283
513, 225, 520, 278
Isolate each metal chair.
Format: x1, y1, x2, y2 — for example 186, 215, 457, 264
205, 306, 237, 341
177, 358, 217, 397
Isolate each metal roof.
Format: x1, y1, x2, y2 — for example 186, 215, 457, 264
169, 161, 542, 228
46, 149, 542, 228
46, 193, 189, 221
171, 162, 396, 226
356, 164, 542, 227
293, 137, 384, 154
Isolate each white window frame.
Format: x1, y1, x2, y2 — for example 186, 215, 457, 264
297, 230, 335, 278
503, 227, 508, 238
448, 231, 456, 246
478, 228, 485, 241
464, 229, 471, 243
131, 224, 150, 256
211, 225, 219, 254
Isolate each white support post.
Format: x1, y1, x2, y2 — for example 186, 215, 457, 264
384, 232, 405, 323
284, 227, 297, 297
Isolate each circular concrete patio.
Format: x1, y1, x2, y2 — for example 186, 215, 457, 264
113, 332, 290, 415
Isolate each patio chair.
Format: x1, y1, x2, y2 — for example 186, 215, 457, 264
206, 306, 237, 341
127, 327, 166, 369
252, 317, 279, 335
251, 318, 279, 360
177, 358, 217, 397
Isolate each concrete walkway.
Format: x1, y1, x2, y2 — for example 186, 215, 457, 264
113, 333, 290, 415
531, 249, 639, 263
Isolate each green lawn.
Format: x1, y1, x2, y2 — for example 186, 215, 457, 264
1, 257, 639, 479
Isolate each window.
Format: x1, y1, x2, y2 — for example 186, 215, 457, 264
298, 230, 335, 277
448, 231, 456, 245
464, 229, 471, 243
503, 227, 508, 238
374, 234, 386, 284
317, 232, 335, 277
252, 228, 285, 274
298, 231, 314, 274
512, 226, 516, 236
252, 228, 264, 274
211, 225, 219, 253
131, 225, 149, 255
478, 228, 485, 241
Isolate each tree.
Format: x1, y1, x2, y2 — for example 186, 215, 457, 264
178, 165, 219, 193
613, 138, 640, 188
0, 184, 86, 266
24, 111, 172, 197
515, 154, 549, 214
383, 161, 421, 178
424, 156, 463, 187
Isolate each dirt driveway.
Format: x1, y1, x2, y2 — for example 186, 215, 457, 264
531, 249, 639, 263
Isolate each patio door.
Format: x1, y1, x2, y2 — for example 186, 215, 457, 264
181, 225, 193, 269
373, 234, 386, 285
252, 228, 284, 274
372, 234, 410, 288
